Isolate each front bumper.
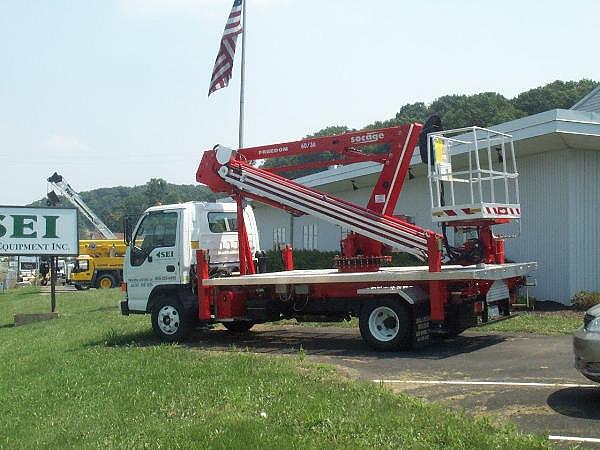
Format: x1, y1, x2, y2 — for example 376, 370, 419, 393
573, 326, 600, 383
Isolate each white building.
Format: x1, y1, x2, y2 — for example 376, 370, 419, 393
253, 90, 600, 305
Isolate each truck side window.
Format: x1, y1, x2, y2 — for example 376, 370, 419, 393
208, 212, 238, 233
131, 212, 178, 266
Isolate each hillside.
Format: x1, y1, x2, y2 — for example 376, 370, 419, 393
32, 178, 216, 237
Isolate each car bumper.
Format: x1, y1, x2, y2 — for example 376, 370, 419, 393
573, 326, 600, 383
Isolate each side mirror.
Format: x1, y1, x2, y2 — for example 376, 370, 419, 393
124, 215, 136, 246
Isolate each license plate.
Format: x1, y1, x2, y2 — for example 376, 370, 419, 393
488, 304, 500, 319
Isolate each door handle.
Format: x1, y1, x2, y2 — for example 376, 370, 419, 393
166, 265, 175, 273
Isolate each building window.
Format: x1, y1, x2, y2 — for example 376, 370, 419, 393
273, 227, 286, 248
302, 224, 318, 250
207, 212, 237, 233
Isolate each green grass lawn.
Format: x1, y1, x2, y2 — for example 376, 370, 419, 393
278, 311, 583, 336
0, 288, 552, 449
480, 310, 583, 335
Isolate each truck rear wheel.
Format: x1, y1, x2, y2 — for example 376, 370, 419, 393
223, 321, 254, 333
151, 298, 190, 342
97, 274, 116, 289
359, 299, 412, 351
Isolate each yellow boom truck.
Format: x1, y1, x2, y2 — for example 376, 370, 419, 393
47, 172, 125, 290
71, 239, 126, 289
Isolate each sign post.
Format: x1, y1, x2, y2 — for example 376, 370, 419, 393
0, 206, 78, 317
50, 257, 57, 312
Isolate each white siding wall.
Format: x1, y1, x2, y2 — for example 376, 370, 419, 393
504, 150, 570, 302
254, 205, 291, 251
393, 174, 435, 230
567, 150, 600, 297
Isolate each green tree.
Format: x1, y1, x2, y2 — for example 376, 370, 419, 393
512, 79, 599, 115
429, 92, 526, 129
145, 178, 169, 206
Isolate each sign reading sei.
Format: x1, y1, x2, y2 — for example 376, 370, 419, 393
0, 206, 78, 256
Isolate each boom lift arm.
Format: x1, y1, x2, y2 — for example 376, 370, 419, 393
197, 124, 444, 271
47, 172, 117, 240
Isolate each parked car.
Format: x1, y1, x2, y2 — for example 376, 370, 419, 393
573, 303, 600, 383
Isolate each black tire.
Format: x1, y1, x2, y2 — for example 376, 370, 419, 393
359, 299, 412, 351
223, 321, 254, 333
151, 298, 191, 342
96, 274, 116, 289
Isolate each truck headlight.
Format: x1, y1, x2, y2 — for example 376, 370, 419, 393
586, 317, 600, 333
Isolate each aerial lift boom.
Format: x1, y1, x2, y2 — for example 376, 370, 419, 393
47, 172, 117, 240
198, 124, 443, 271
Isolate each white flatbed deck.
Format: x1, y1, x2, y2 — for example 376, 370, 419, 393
203, 262, 536, 287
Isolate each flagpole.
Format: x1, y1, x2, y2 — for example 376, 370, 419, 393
238, 0, 247, 149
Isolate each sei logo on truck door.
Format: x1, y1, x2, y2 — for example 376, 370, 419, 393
156, 250, 174, 259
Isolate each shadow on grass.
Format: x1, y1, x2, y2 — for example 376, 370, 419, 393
86, 328, 158, 348
87, 305, 120, 313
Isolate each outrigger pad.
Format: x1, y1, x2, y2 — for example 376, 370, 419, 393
419, 114, 443, 165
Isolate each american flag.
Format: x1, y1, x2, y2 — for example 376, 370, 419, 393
208, 0, 244, 96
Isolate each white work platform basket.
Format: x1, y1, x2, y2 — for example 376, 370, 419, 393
426, 127, 520, 223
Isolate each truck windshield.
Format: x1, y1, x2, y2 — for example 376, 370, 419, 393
131, 211, 178, 266
207, 212, 238, 233
73, 259, 89, 272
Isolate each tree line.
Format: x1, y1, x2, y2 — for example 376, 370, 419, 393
262, 79, 598, 177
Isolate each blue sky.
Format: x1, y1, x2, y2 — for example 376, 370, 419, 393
1, 0, 598, 205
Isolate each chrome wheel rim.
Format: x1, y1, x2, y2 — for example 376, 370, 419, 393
157, 305, 180, 335
368, 306, 399, 342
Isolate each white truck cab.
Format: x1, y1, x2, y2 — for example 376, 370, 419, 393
120, 202, 259, 338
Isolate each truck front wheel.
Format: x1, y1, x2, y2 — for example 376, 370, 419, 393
359, 299, 412, 351
151, 298, 190, 342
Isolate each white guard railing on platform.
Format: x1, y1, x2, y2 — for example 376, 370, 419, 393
426, 127, 521, 226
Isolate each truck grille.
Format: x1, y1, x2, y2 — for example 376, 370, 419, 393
584, 313, 595, 329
